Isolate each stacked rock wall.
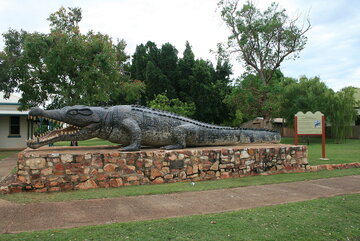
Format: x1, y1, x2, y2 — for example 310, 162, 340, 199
11, 144, 308, 192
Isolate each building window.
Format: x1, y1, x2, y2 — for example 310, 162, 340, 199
9, 116, 20, 136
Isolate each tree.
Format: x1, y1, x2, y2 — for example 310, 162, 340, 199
148, 94, 195, 117
176, 41, 233, 123
0, 29, 27, 99
279, 76, 358, 143
211, 57, 233, 123
108, 80, 145, 105
129, 40, 233, 124
130, 41, 177, 101
177, 41, 196, 101
279, 76, 332, 127
327, 87, 358, 143
130, 41, 160, 82
158, 43, 178, 99
145, 61, 170, 100
218, 0, 310, 119
0, 7, 130, 109
225, 70, 284, 124
189, 59, 214, 121
130, 44, 148, 81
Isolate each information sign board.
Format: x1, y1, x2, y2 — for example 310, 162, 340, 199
296, 111, 323, 134
294, 111, 326, 159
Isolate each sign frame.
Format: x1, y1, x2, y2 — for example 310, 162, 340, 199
294, 111, 326, 159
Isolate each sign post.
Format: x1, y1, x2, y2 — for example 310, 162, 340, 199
295, 111, 327, 160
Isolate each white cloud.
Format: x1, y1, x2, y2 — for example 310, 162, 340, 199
77, 0, 228, 60
280, 0, 360, 91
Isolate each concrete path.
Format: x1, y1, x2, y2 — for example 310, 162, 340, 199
0, 154, 17, 183
0, 175, 359, 234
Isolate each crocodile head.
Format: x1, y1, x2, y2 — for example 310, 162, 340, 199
27, 105, 104, 149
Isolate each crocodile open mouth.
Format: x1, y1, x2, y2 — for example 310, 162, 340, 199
27, 115, 81, 146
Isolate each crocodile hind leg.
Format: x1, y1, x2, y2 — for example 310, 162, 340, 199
161, 124, 194, 150
119, 118, 141, 151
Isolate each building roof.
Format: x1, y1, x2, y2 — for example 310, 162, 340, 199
272, 118, 286, 123
0, 110, 29, 116
0, 92, 29, 115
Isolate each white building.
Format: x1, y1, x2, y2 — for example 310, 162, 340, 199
0, 93, 30, 150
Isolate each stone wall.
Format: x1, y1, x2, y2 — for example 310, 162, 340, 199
8, 144, 308, 193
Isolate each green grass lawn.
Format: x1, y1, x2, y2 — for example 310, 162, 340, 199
2, 168, 359, 204
53, 138, 118, 147
1, 193, 359, 241
281, 137, 360, 165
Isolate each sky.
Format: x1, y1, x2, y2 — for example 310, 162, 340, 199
0, 0, 359, 91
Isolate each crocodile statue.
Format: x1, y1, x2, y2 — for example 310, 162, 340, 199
27, 105, 281, 151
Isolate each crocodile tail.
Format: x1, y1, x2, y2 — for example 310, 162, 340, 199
238, 128, 281, 143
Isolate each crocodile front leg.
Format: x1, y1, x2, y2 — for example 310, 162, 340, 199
119, 118, 141, 151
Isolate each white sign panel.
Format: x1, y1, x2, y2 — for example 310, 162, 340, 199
295, 111, 324, 135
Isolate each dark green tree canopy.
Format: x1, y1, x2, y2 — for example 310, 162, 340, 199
0, 7, 135, 109
225, 70, 284, 123
129, 40, 233, 124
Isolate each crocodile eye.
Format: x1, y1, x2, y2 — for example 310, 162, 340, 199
67, 109, 78, 115
78, 108, 92, 116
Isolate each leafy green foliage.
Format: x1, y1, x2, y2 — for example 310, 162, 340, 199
148, 94, 195, 117
176, 43, 232, 123
327, 87, 358, 143
47, 7, 82, 35
131, 40, 233, 124
279, 77, 358, 143
226, 72, 358, 143
177, 41, 196, 101
279, 76, 332, 126
0, 7, 131, 109
158, 43, 178, 98
130, 41, 177, 101
113, 80, 145, 105
225, 70, 284, 122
